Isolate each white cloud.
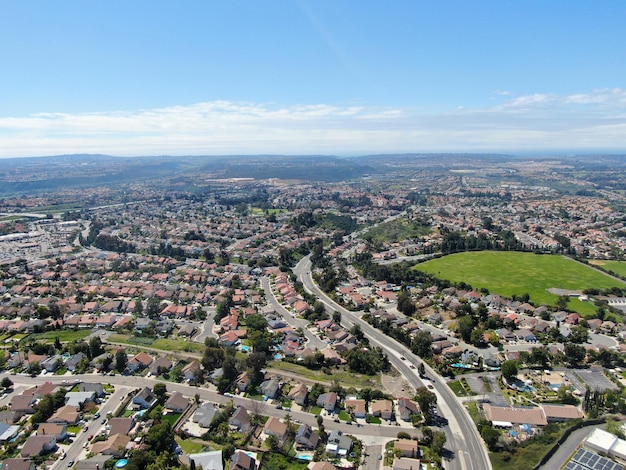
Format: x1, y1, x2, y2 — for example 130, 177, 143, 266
0, 90, 625, 157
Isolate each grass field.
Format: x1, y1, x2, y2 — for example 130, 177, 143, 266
152, 338, 205, 353
175, 437, 208, 454
269, 360, 381, 389
415, 252, 625, 308
589, 259, 626, 278
24, 329, 93, 344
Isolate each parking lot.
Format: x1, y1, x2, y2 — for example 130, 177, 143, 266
569, 368, 618, 392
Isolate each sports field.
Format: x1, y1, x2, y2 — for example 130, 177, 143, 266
415, 252, 625, 307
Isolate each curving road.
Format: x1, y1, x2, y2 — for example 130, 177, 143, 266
294, 256, 492, 470
260, 276, 327, 350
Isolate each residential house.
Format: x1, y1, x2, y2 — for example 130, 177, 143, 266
316, 392, 338, 413
295, 424, 319, 450
229, 406, 251, 432
40, 355, 63, 372
20, 435, 57, 457
91, 433, 131, 458
370, 400, 394, 420
127, 352, 154, 372
75, 455, 113, 470
11, 395, 36, 414
325, 430, 352, 457
0, 410, 24, 424
47, 405, 80, 424
229, 450, 257, 470
398, 398, 420, 422
260, 378, 280, 399
0, 458, 35, 470
307, 463, 336, 470
65, 391, 96, 408
78, 382, 105, 398
236, 371, 252, 392
287, 383, 308, 406
263, 417, 287, 440
182, 360, 202, 382
149, 356, 173, 376
36, 423, 67, 440
189, 451, 223, 470
344, 399, 366, 419
64, 352, 87, 372
165, 392, 190, 414
392, 457, 423, 470
132, 387, 157, 410
193, 402, 220, 428
394, 439, 420, 458
108, 417, 135, 436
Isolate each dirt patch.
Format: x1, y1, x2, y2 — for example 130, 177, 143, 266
589, 260, 606, 266
381, 372, 414, 397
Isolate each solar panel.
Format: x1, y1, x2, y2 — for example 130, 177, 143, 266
565, 448, 624, 470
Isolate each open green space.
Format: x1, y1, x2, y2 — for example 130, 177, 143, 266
363, 217, 431, 244
260, 452, 309, 470
415, 252, 625, 309
26, 329, 93, 344
269, 360, 381, 389
175, 437, 208, 454
152, 338, 205, 353
589, 259, 626, 278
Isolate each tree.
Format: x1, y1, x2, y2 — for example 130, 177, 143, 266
153, 382, 167, 404
246, 351, 268, 382
556, 295, 570, 311
245, 314, 267, 332
89, 336, 104, 359
1, 377, 13, 389
418, 363, 426, 378
115, 350, 128, 372
412, 330, 433, 358
332, 311, 342, 324
569, 325, 589, 344
456, 315, 474, 343
501, 360, 518, 381
481, 425, 500, 451
431, 430, 447, 455
564, 343, 586, 366
414, 387, 437, 424
397, 290, 416, 316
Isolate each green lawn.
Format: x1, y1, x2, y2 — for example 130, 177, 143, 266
269, 361, 381, 388
152, 338, 204, 353
416, 252, 625, 309
590, 259, 626, 278
366, 415, 381, 424
175, 437, 207, 454
161, 412, 181, 426
449, 380, 473, 397
25, 329, 93, 344
338, 410, 351, 421
260, 452, 309, 470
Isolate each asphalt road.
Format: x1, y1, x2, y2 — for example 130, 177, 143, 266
294, 256, 492, 470
259, 276, 327, 350
2, 371, 414, 455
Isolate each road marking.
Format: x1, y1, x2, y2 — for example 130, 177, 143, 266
458, 449, 467, 470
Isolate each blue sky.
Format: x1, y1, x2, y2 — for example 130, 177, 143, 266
1, 1, 625, 157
